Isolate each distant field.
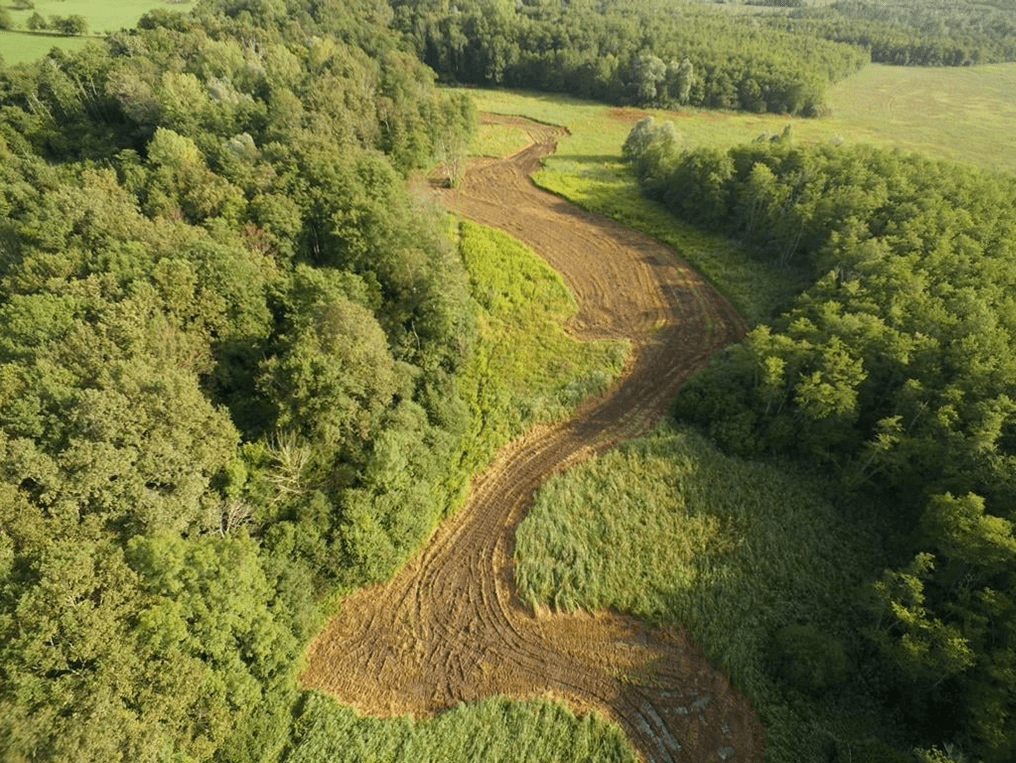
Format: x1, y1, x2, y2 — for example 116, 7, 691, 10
0, 1, 191, 64
823, 63, 1016, 173
465, 89, 806, 324
0, 29, 92, 63
469, 62, 1016, 174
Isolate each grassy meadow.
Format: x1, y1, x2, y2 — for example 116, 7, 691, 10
515, 423, 902, 761
453, 220, 629, 477
0, 1, 191, 64
284, 66, 1016, 758
283, 693, 636, 763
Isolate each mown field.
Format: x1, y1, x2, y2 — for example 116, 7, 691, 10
0, 0, 190, 64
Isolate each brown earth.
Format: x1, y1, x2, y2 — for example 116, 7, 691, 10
301, 115, 762, 763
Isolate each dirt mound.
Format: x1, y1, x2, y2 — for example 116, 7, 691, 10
301, 115, 761, 762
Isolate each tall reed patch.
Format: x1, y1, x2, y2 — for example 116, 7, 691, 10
282, 693, 637, 763
516, 423, 905, 761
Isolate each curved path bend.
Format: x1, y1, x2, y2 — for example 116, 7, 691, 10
301, 116, 761, 763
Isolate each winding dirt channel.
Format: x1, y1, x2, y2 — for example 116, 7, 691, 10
301, 116, 761, 762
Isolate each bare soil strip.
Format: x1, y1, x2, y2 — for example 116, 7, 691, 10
301, 116, 762, 762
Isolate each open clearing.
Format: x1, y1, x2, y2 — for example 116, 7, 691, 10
0, 1, 191, 64
466, 62, 1016, 177
301, 116, 760, 762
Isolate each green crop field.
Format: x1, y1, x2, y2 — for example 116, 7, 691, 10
0, 1, 191, 65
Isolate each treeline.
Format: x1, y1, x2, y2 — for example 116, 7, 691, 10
768, 0, 1016, 66
390, 0, 867, 114
624, 120, 1016, 761
0, 1, 482, 760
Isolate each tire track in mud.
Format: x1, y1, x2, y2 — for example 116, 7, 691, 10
301, 115, 762, 762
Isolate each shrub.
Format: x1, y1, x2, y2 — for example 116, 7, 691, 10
771, 623, 849, 694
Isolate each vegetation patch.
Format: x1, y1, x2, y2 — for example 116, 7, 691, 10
455, 219, 629, 474
515, 423, 901, 761
282, 692, 636, 763
469, 121, 533, 158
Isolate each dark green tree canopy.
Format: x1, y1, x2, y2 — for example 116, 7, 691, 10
0, 2, 478, 760
624, 122, 1016, 761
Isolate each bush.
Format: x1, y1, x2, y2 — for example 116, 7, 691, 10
771, 623, 849, 694
51, 15, 89, 36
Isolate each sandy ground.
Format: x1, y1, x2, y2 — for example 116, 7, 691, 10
301, 116, 762, 763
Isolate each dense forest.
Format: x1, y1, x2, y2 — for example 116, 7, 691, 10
390, 0, 867, 114
769, 0, 1016, 66
0, 1, 484, 759
388, 0, 1016, 114
3, 0, 1016, 761
625, 118, 1016, 762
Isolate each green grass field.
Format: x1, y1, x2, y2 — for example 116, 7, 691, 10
515, 423, 904, 761
283, 693, 636, 763
455, 220, 628, 475
0, 1, 190, 65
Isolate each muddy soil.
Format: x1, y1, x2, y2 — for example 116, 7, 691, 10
301, 116, 762, 763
